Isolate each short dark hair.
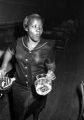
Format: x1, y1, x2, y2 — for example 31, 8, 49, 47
23, 14, 44, 31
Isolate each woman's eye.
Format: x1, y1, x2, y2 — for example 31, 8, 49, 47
32, 25, 36, 28
31, 25, 42, 29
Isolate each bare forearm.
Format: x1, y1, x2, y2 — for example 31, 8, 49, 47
1, 49, 12, 70
0, 50, 4, 58
47, 62, 56, 72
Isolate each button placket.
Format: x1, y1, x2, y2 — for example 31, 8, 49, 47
24, 58, 28, 87
24, 55, 31, 87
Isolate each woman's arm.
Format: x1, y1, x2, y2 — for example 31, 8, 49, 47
0, 50, 4, 58
0, 49, 13, 76
45, 41, 56, 80
46, 62, 56, 81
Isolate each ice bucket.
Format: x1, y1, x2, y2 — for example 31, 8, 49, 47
34, 74, 52, 96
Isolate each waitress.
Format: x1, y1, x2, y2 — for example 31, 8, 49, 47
0, 14, 56, 120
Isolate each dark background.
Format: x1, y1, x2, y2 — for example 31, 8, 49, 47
0, 0, 82, 24
0, 0, 82, 47
0, 0, 84, 120
0, 0, 82, 21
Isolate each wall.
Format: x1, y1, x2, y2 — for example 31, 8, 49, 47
0, 0, 41, 23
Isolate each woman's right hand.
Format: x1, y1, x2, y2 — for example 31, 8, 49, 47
0, 68, 6, 78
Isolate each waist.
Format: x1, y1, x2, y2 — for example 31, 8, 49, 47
12, 82, 33, 96
15, 74, 33, 88
14, 80, 32, 90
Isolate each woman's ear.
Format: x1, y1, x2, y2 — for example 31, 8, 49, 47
25, 28, 28, 32
23, 16, 29, 31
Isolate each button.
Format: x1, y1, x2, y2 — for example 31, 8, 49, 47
24, 66, 27, 69
26, 81, 29, 86
26, 81, 28, 84
25, 75, 28, 77
25, 59, 28, 62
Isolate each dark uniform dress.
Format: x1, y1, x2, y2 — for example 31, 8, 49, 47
9, 36, 56, 120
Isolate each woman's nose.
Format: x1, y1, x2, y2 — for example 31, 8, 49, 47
36, 27, 42, 31
36, 29, 40, 32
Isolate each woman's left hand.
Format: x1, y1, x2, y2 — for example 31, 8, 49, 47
46, 70, 56, 81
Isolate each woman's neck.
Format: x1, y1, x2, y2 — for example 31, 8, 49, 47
27, 37, 40, 51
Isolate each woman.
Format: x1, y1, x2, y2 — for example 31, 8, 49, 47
0, 14, 56, 120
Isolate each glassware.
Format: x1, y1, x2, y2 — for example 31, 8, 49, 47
35, 73, 52, 96
0, 76, 15, 90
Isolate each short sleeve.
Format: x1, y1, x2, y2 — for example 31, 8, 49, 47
8, 39, 17, 55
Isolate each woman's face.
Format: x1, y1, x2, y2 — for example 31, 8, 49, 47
28, 18, 43, 42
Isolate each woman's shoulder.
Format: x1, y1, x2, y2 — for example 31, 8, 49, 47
17, 35, 27, 44
43, 38, 55, 48
17, 36, 23, 42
